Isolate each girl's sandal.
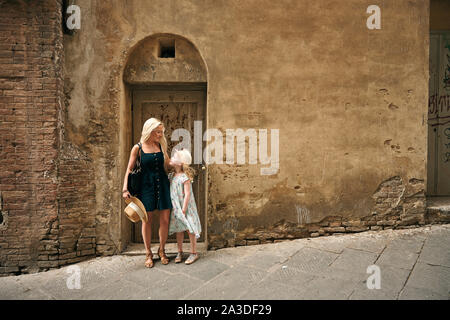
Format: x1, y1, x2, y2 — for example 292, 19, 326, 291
158, 247, 169, 265
145, 251, 154, 268
185, 252, 199, 265
175, 251, 183, 263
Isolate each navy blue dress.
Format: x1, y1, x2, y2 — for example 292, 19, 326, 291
138, 143, 173, 212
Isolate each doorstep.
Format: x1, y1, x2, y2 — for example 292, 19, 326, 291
121, 242, 207, 256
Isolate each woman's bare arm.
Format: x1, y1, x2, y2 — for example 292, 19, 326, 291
122, 144, 140, 193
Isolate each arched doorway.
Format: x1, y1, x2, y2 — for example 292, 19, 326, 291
122, 34, 208, 248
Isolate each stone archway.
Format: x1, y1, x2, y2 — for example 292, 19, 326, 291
120, 33, 208, 250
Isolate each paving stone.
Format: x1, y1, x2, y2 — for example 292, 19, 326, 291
349, 288, 398, 300
0, 274, 56, 300
302, 236, 348, 254
349, 264, 410, 300
185, 265, 267, 300
328, 248, 378, 276
146, 273, 204, 300
152, 257, 191, 274
284, 247, 339, 275
236, 251, 287, 271
177, 256, 229, 282
121, 264, 172, 288
17, 258, 126, 299
385, 238, 425, 254
31, 268, 111, 299
19, 288, 55, 300
14, 268, 75, 299
418, 242, 450, 268
0, 276, 30, 299
80, 278, 147, 300
404, 261, 450, 297
376, 247, 419, 270
205, 247, 253, 266
239, 278, 306, 300
424, 228, 450, 248
314, 248, 378, 284
256, 240, 304, 258
100, 255, 143, 274
319, 267, 369, 283
399, 285, 448, 300
298, 275, 357, 300
344, 237, 388, 254
264, 265, 316, 288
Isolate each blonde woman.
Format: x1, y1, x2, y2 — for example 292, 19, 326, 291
122, 118, 173, 268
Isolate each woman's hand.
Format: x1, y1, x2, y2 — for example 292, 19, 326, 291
122, 190, 131, 199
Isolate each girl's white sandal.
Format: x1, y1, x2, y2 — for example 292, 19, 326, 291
175, 251, 183, 263
185, 253, 199, 265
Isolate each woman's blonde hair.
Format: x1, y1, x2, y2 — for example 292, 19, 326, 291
140, 118, 170, 173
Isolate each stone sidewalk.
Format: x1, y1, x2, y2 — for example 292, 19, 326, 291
0, 224, 449, 300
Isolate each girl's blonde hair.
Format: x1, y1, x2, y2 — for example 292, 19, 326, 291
140, 118, 170, 173
175, 148, 196, 182
182, 164, 196, 183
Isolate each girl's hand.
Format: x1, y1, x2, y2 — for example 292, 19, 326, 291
182, 208, 187, 216
122, 190, 131, 199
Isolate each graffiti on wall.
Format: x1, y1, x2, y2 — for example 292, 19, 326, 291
295, 205, 311, 225
428, 94, 450, 116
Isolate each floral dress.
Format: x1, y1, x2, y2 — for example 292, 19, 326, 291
168, 172, 202, 239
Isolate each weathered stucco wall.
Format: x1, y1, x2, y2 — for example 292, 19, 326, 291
61, 0, 430, 252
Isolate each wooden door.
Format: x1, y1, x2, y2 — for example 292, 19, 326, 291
132, 87, 207, 243
428, 32, 450, 196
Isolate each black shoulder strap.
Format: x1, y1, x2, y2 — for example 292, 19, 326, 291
137, 143, 142, 161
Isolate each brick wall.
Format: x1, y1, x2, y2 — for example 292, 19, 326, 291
0, 0, 96, 276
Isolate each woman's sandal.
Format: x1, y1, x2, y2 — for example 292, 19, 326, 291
144, 251, 154, 268
158, 247, 169, 265
175, 251, 183, 263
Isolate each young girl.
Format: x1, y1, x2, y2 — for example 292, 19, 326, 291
168, 148, 202, 265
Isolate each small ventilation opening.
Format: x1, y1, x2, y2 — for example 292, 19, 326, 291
158, 38, 175, 58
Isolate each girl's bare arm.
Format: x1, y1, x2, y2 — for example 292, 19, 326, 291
182, 180, 191, 214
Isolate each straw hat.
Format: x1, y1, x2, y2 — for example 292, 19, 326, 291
124, 196, 148, 223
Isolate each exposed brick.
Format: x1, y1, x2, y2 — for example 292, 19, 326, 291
323, 227, 346, 233
345, 226, 369, 232
0, 0, 95, 273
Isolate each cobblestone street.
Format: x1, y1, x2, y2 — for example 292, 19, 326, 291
0, 224, 449, 300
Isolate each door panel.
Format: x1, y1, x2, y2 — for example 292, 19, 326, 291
132, 89, 207, 242
428, 32, 450, 196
